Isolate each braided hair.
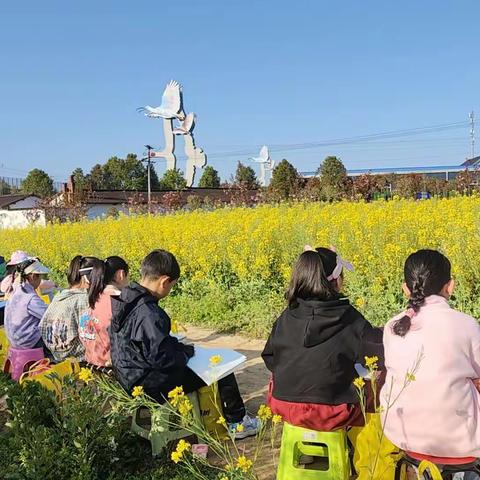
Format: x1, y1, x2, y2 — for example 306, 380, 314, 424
393, 249, 451, 337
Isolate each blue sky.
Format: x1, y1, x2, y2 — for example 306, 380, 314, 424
1, 1, 479, 183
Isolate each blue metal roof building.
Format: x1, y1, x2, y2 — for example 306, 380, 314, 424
301, 156, 480, 181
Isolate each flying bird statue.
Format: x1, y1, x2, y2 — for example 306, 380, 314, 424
249, 145, 274, 187
173, 112, 196, 135
249, 145, 270, 164
137, 80, 184, 119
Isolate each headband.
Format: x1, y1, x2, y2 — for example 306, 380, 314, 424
303, 245, 354, 281
326, 255, 354, 281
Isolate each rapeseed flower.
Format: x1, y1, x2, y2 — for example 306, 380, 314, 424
257, 404, 272, 421
78, 367, 94, 384
236, 455, 253, 473
132, 386, 144, 398
209, 355, 223, 366
365, 356, 379, 370
353, 377, 365, 389
272, 414, 283, 424
216, 416, 227, 427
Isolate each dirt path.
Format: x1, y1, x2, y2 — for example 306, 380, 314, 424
186, 326, 270, 413
185, 326, 278, 480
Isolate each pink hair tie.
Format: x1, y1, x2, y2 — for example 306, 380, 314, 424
405, 308, 416, 319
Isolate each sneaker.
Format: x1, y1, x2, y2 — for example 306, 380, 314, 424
228, 415, 261, 440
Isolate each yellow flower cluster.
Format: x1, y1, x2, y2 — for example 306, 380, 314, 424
78, 367, 94, 384
209, 355, 223, 366
168, 386, 185, 407
216, 416, 227, 427
167, 386, 193, 415
132, 386, 144, 398
236, 455, 253, 473
171, 439, 191, 464
365, 356, 379, 370
272, 414, 283, 424
257, 404, 272, 421
353, 377, 366, 389
3, 196, 480, 326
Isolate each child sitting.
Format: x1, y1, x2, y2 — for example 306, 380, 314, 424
381, 249, 480, 459
79, 256, 130, 367
110, 249, 260, 439
1, 251, 56, 300
4, 259, 50, 350
40, 256, 101, 362
262, 246, 384, 431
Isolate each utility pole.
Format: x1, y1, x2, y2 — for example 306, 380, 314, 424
470, 111, 475, 160
143, 145, 154, 213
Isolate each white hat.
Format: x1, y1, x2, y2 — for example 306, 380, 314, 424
23, 260, 50, 275
7, 250, 31, 266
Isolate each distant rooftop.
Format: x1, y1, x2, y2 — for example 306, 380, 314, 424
461, 155, 480, 167
301, 156, 480, 178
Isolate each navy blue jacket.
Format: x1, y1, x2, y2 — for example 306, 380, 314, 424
110, 282, 194, 401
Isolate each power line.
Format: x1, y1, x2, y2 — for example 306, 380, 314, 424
205, 120, 469, 160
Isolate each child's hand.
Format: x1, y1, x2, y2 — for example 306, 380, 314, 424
473, 378, 480, 393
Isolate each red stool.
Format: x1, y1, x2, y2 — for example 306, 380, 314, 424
3, 346, 45, 381
395, 451, 480, 479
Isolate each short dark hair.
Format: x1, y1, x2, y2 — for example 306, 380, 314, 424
140, 249, 180, 281
393, 249, 451, 337
286, 247, 340, 306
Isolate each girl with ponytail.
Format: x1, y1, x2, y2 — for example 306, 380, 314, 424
381, 249, 480, 459
39, 255, 102, 362
80, 256, 129, 367
262, 246, 384, 431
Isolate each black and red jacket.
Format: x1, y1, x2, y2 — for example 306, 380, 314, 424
262, 297, 384, 405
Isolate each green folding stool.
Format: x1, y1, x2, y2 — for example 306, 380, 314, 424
131, 391, 201, 456
277, 422, 350, 480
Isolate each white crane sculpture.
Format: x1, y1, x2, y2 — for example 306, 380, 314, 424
250, 145, 275, 187
138, 81, 207, 187
137, 80, 184, 119
173, 113, 195, 134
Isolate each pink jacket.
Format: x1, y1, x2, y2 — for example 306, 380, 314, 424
381, 295, 480, 457
79, 286, 119, 367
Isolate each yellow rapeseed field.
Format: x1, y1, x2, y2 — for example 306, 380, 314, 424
1, 196, 480, 333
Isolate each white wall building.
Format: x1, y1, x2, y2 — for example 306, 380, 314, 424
0, 195, 46, 229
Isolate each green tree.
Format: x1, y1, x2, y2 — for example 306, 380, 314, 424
21, 169, 55, 198
0, 179, 12, 195
234, 162, 258, 189
85, 154, 159, 191
103, 154, 149, 190
86, 164, 107, 190
159, 169, 187, 190
318, 156, 348, 200
71, 168, 88, 193
198, 166, 221, 188
268, 159, 301, 200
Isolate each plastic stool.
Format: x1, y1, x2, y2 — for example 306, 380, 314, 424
3, 346, 45, 381
395, 452, 480, 479
277, 422, 350, 480
131, 391, 201, 456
